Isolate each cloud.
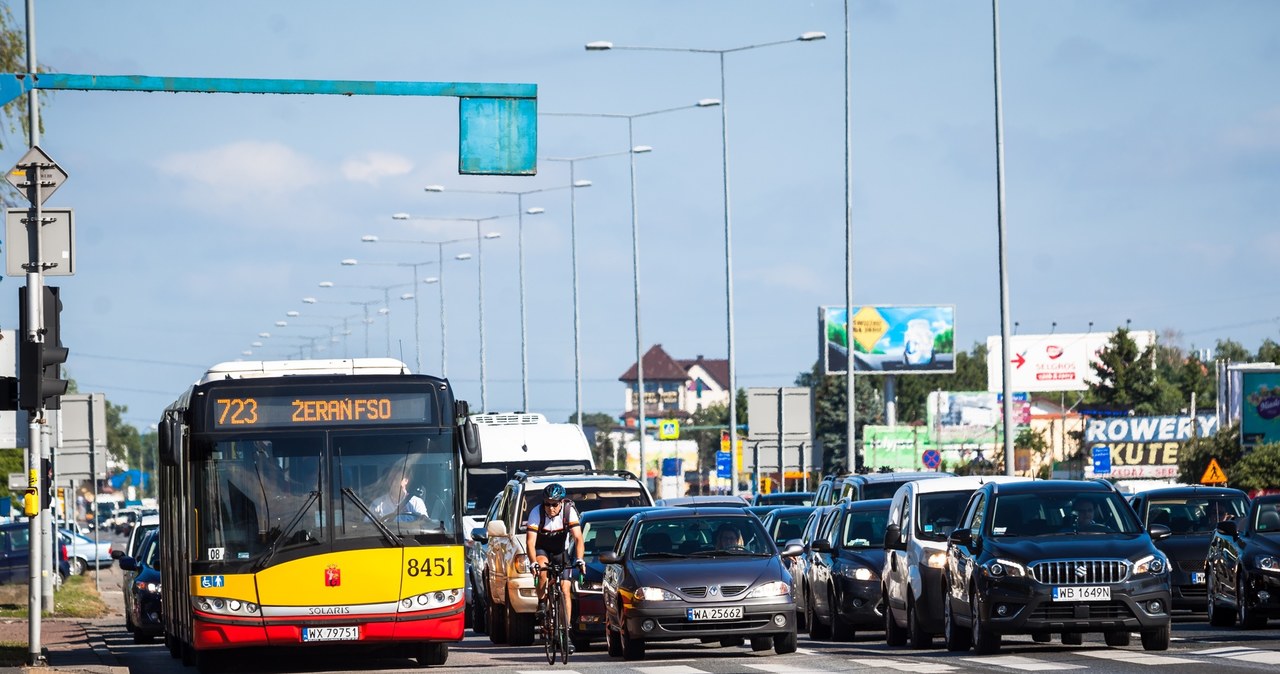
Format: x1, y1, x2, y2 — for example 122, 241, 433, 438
342, 151, 414, 185
155, 140, 328, 199
1223, 105, 1280, 152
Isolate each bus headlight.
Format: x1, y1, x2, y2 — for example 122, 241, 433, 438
193, 596, 259, 616
397, 588, 464, 613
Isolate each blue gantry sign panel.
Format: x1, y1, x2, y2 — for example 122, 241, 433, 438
459, 96, 537, 175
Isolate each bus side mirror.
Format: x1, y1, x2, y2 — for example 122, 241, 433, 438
456, 404, 481, 467
159, 416, 182, 467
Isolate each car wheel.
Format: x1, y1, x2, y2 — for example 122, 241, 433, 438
620, 611, 646, 661
775, 626, 799, 654
69, 557, 86, 576
719, 636, 744, 647
750, 636, 773, 652
885, 588, 907, 646
1104, 631, 1131, 647
487, 588, 508, 644
1207, 574, 1234, 627
1061, 632, 1083, 645
1238, 571, 1268, 629
970, 591, 1000, 655
907, 594, 932, 649
1140, 625, 1170, 651
505, 589, 535, 646
571, 636, 591, 653
606, 624, 623, 657
133, 630, 154, 645
943, 590, 971, 652
807, 589, 831, 639
417, 642, 448, 666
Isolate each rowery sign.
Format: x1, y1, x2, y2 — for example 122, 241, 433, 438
1084, 415, 1218, 479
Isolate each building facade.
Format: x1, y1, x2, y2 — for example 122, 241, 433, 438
618, 344, 729, 428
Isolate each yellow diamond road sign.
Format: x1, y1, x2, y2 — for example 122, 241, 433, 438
1200, 458, 1227, 485
658, 419, 679, 440
851, 306, 890, 354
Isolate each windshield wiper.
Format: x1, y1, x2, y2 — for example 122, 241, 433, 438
635, 551, 686, 559
254, 490, 320, 571
688, 549, 766, 557
341, 487, 407, 548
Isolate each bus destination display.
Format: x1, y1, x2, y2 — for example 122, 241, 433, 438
210, 393, 431, 428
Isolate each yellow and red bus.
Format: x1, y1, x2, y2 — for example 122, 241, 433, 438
157, 358, 478, 670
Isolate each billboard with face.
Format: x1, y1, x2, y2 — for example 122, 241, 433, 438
819, 305, 955, 375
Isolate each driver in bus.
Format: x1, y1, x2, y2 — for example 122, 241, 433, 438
371, 476, 429, 522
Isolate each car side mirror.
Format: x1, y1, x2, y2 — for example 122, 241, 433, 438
599, 551, 621, 564
486, 519, 508, 538
1216, 519, 1238, 538
470, 527, 488, 544
110, 549, 124, 560
810, 539, 833, 553
949, 529, 973, 548
884, 523, 905, 551
118, 556, 138, 572
781, 542, 804, 558
1148, 523, 1172, 542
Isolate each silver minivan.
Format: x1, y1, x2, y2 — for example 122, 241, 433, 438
882, 475, 1030, 648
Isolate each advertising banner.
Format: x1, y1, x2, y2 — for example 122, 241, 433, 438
820, 305, 955, 375
927, 391, 1029, 443
986, 330, 1157, 393
1241, 370, 1280, 447
1083, 414, 1218, 479
862, 425, 1008, 472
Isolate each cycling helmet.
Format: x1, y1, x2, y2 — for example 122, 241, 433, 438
544, 483, 567, 501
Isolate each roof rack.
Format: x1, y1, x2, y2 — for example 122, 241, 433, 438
513, 469, 639, 482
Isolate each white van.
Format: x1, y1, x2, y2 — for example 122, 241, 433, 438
882, 475, 1031, 648
463, 413, 595, 535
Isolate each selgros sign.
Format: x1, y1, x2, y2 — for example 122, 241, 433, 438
987, 331, 1157, 393
1083, 414, 1217, 479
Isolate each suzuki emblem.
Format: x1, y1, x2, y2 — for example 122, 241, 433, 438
1075, 565, 1087, 579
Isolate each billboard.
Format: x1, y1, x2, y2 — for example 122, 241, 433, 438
1241, 370, 1280, 447
927, 391, 1029, 443
819, 305, 955, 375
986, 330, 1157, 393
1083, 414, 1218, 479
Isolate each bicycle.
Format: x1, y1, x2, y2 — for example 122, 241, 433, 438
535, 559, 576, 665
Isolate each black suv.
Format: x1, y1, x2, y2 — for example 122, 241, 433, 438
943, 480, 1172, 654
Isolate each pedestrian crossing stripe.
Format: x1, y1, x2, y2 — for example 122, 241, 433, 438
1074, 650, 1197, 665
963, 655, 1085, 671
1194, 646, 1280, 665
849, 658, 957, 673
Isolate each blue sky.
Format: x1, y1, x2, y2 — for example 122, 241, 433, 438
0, 1, 1277, 430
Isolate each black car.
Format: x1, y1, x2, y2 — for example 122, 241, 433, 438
804, 499, 890, 641
759, 506, 817, 628
837, 472, 953, 502
571, 506, 651, 652
1128, 486, 1249, 611
0, 521, 70, 589
753, 492, 815, 507
601, 507, 802, 660
119, 528, 163, 643
943, 480, 1173, 654
1206, 494, 1280, 628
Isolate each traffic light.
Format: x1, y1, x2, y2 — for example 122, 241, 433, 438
18, 286, 70, 411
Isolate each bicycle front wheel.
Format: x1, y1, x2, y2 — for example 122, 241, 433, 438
543, 592, 560, 665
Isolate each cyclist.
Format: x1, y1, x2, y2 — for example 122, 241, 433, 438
526, 483, 585, 646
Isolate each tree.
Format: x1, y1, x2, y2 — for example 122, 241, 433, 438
1088, 327, 1182, 416
1216, 339, 1250, 364
0, 5, 47, 155
1232, 444, 1280, 492
573, 412, 620, 470
1256, 339, 1280, 364
1016, 426, 1051, 479
796, 363, 881, 473
1177, 423, 1243, 485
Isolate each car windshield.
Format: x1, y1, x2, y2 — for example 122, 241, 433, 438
582, 518, 628, 559
768, 512, 810, 546
1147, 495, 1249, 534
991, 491, 1143, 536
634, 516, 771, 558
1254, 502, 1280, 535
518, 487, 649, 533
915, 490, 974, 541
842, 507, 890, 548
862, 481, 909, 500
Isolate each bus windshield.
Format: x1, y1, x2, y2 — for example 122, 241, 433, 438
194, 430, 458, 566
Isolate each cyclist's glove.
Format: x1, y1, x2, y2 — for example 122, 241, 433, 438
574, 559, 586, 570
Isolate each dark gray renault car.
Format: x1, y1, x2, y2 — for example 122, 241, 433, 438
601, 507, 802, 661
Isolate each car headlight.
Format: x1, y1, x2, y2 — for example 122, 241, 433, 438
925, 551, 947, 569
1257, 556, 1279, 573
839, 565, 877, 581
514, 555, 532, 575
135, 581, 161, 594
635, 586, 679, 602
747, 581, 791, 598
1134, 554, 1168, 575
983, 558, 1027, 578
577, 578, 603, 592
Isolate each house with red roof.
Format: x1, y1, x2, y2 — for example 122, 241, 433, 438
618, 344, 730, 428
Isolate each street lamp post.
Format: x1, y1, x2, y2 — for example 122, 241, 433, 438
423, 185, 578, 412
318, 280, 411, 357
587, 32, 825, 490
301, 296, 382, 356
543, 148, 649, 429
390, 213, 507, 412
542, 100, 718, 484
361, 235, 473, 379
340, 258, 437, 372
